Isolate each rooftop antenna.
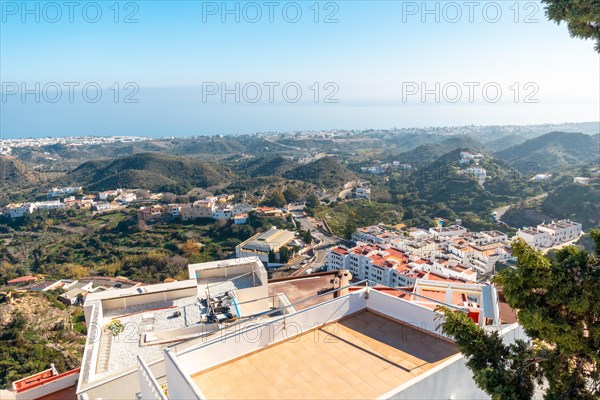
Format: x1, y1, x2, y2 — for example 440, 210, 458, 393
205, 285, 212, 313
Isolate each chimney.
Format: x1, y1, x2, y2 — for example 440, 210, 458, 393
333, 270, 352, 298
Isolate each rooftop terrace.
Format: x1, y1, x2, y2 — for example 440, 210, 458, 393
191, 311, 457, 399
97, 296, 201, 377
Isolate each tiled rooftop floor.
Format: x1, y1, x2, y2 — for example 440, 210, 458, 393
191, 310, 459, 399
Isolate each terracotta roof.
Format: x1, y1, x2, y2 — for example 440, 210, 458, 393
13, 368, 80, 393
331, 246, 348, 255
7, 276, 38, 284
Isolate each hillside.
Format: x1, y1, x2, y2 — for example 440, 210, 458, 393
392, 136, 488, 165
496, 132, 600, 170
0, 156, 39, 185
503, 182, 600, 230
416, 148, 537, 199
283, 157, 358, 188
385, 148, 541, 229
234, 155, 299, 177
71, 153, 236, 194
484, 135, 528, 152
168, 136, 279, 158
0, 291, 85, 388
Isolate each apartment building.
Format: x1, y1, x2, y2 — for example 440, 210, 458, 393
351, 224, 403, 244
536, 219, 582, 245
327, 243, 477, 287
138, 205, 168, 222
4, 203, 35, 218
516, 219, 582, 250
447, 240, 510, 275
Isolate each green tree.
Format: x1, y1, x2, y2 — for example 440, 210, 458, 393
268, 249, 276, 263
438, 308, 539, 400
342, 214, 357, 240
542, 0, 600, 52
305, 194, 320, 209
279, 247, 291, 263
262, 191, 286, 208
299, 229, 313, 245
283, 187, 300, 203
438, 230, 600, 400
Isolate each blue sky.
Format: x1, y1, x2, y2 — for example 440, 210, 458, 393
1, 0, 598, 137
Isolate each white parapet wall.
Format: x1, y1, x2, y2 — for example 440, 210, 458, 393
164, 350, 206, 400
174, 290, 368, 376
383, 323, 525, 400
365, 288, 451, 337
136, 356, 167, 400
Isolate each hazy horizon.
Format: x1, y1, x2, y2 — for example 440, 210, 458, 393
2, 1, 599, 137
1, 121, 599, 140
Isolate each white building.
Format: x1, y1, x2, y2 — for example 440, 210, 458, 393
72, 252, 524, 400
3, 201, 64, 218
326, 244, 477, 288
351, 225, 402, 245
516, 219, 582, 250
118, 193, 137, 204
35, 200, 65, 211
464, 166, 487, 179
429, 224, 468, 238
233, 213, 248, 224
4, 203, 35, 218
92, 202, 112, 212
515, 227, 552, 250
531, 174, 552, 181
536, 219, 582, 246
212, 204, 233, 220
573, 177, 591, 185
98, 189, 122, 200
125, 280, 514, 400
355, 186, 371, 200
231, 203, 253, 215
48, 186, 82, 197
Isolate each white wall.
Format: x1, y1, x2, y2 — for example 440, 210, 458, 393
385, 323, 527, 400
365, 288, 448, 337
137, 356, 166, 400
164, 350, 205, 400
100, 287, 197, 310
79, 302, 103, 385
385, 354, 490, 399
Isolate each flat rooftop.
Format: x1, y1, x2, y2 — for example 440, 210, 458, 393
97, 296, 201, 377
191, 311, 458, 399
242, 229, 296, 252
